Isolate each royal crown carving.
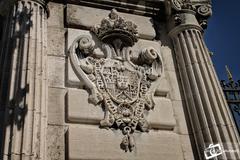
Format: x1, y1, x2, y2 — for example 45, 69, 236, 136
91, 9, 138, 46
69, 9, 163, 152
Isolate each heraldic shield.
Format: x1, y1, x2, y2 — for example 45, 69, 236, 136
69, 9, 163, 152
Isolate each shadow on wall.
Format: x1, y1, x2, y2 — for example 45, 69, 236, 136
0, 3, 33, 159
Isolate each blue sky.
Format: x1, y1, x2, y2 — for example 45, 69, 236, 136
204, 1, 240, 81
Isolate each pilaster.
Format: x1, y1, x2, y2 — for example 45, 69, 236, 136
0, 0, 48, 159
166, 0, 240, 159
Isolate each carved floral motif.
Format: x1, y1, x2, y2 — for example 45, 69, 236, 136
69, 9, 163, 152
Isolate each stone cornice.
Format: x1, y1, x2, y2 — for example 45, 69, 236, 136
64, 0, 165, 17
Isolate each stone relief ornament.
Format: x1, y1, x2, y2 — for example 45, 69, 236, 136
197, 4, 212, 17
165, 0, 212, 29
69, 9, 163, 152
170, 0, 182, 11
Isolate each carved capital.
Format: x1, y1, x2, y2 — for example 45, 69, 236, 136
165, 0, 212, 35
27, 0, 49, 15
30, 0, 47, 6
12, 0, 49, 8
19, 0, 49, 16
0, 0, 48, 16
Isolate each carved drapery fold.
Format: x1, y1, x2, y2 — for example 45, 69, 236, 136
166, 0, 240, 159
0, 0, 48, 159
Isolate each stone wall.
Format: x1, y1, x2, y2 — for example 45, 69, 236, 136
46, 2, 194, 160
4, 1, 239, 160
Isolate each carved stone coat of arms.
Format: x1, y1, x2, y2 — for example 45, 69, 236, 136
69, 9, 163, 152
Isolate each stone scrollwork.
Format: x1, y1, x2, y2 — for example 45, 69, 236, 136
69, 9, 163, 152
197, 4, 212, 17
165, 0, 212, 29
170, 0, 182, 11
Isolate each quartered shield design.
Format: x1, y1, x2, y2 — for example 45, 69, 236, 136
100, 59, 141, 104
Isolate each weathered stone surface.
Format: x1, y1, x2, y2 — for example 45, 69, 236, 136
48, 87, 67, 125
66, 5, 156, 40
47, 125, 66, 160
154, 76, 170, 97
147, 97, 176, 129
3, 1, 238, 160
172, 100, 190, 135
68, 125, 184, 160
47, 2, 64, 28
67, 88, 103, 124
48, 56, 66, 88
179, 135, 195, 160
47, 27, 66, 57
166, 71, 182, 101
161, 45, 176, 72
67, 88, 176, 129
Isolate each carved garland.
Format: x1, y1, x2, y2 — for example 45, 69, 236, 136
69, 9, 163, 152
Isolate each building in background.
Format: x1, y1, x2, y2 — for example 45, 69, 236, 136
221, 66, 240, 133
0, 0, 240, 160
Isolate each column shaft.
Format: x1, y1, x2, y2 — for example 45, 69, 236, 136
172, 28, 240, 159
0, 0, 47, 159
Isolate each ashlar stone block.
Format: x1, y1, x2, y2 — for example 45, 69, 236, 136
47, 27, 66, 57
48, 87, 67, 125
66, 88, 103, 124
68, 125, 185, 160
147, 97, 176, 129
47, 2, 64, 28
47, 125, 66, 160
166, 71, 183, 101
48, 56, 66, 88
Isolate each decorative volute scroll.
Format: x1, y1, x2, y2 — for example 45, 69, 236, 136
69, 9, 163, 152
165, 0, 212, 29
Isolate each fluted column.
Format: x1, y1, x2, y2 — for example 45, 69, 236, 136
166, 1, 240, 159
0, 0, 48, 159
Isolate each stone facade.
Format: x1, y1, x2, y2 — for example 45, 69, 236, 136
0, 0, 239, 160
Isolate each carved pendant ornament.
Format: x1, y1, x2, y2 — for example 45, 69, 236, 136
69, 9, 163, 152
